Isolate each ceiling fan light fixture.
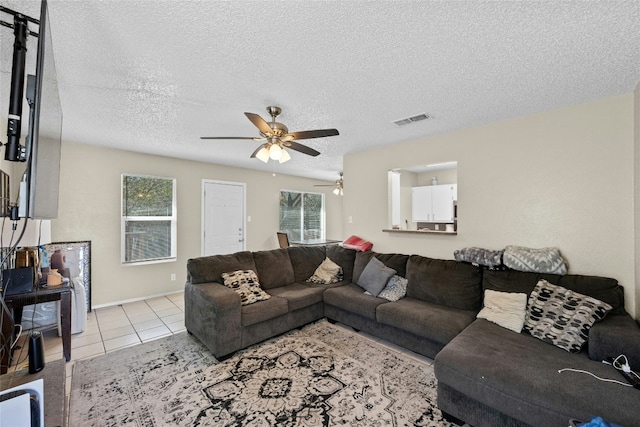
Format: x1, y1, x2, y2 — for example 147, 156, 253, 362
269, 144, 283, 160
279, 148, 291, 163
333, 187, 340, 196
255, 146, 270, 163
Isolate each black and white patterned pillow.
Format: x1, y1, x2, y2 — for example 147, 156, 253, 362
377, 275, 408, 301
221, 270, 271, 306
523, 280, 612, 352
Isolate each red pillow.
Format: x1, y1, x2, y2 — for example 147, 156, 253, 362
343, 235, 373, 252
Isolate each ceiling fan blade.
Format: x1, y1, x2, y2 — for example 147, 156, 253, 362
285, 141, 321, 157
245, 112, 274, 135
286, 129, 339, 140
200, 136, 263, 140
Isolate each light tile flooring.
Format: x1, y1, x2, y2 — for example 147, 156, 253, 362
4, 292, 437, 426
3, 292, 185, 426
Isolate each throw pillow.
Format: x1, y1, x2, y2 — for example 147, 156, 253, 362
221, 270, 271, 306
523, 279, 612, 352
503, 246, 567, 274
357, 257, 396, 297
477, 289, 528, 333
306, 257, 344, 284
377, 275, 408, 301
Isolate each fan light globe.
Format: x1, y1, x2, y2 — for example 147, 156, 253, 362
269, 144, 283, 160
333, 187, 340, 195
279, 148, 291, 163
255, 146, 270, 163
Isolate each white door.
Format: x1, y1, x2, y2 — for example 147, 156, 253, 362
202, 180, 246, 255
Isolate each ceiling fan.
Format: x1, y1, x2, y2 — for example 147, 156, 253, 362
315, 172, 344, 196
201, 106, 339, 163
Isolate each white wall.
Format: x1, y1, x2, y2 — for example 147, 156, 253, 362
344, 94, 637, 318
52, 142, 343, 307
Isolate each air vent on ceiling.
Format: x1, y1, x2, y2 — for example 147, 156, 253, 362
393, 113, 430, 127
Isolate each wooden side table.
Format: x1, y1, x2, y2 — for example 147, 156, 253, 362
1, 284, 71, 374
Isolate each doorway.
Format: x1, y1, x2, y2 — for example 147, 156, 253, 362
202, 180, 246, 256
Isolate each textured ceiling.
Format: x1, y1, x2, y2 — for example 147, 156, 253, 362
1, 0, 639, 181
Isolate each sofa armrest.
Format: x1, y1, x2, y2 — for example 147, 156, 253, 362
589, 314, 640, 369
184, 281, 242, 359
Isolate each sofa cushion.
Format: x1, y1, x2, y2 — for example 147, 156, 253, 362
187, 251, 256, 284
323, 283, 388, 320
252, 249, 296, 290
477, 289, 528, 333
377, 297, 477, 345
288, 246, 327, 282
483, 269, 558, 294
221, 270, 271, 306
406, 255, 482, 311
523, 280, 612, 353
267, 283, 325, 312
326, 245, 356, 282
306, 257, 343, 284
483, 270, 625, 315
353, 251, 409, 283
557, 274, 624, 315
240, 296, 289, 327
357, 257, 396, 296
588, 314, 640, 369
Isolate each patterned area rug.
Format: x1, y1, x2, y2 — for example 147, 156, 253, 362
70, 320, 455, 426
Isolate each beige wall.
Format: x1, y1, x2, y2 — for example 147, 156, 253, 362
52, 142, 343, 307
344, 94, 637, 318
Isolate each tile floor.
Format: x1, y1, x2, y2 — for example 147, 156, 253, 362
3, 292, 185, 426
4, 292, 436, 426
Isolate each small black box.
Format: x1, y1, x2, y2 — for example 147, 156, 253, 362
2, 267, 34, 295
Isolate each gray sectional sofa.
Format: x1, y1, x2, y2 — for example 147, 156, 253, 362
185, 245, 640, 427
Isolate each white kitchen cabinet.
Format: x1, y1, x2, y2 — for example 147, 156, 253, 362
411, 186, 432, 222
412, 184, 457, 222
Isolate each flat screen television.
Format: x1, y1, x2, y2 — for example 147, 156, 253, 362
23, 0, 62, 219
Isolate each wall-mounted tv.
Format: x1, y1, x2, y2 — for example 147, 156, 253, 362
24, 0, 62, 219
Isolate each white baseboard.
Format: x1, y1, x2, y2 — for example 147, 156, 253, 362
92, 289, 183, 310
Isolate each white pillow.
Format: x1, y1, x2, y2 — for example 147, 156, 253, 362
477, 289, 528, 333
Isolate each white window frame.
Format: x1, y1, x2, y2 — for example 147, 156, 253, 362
279, 189, 326, 241
121, 174, 177, 265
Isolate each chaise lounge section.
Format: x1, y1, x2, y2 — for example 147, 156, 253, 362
434, 269, 640, 427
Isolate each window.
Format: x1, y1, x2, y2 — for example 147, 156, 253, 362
279, 190, 325, 241
122, 174, 176, 264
